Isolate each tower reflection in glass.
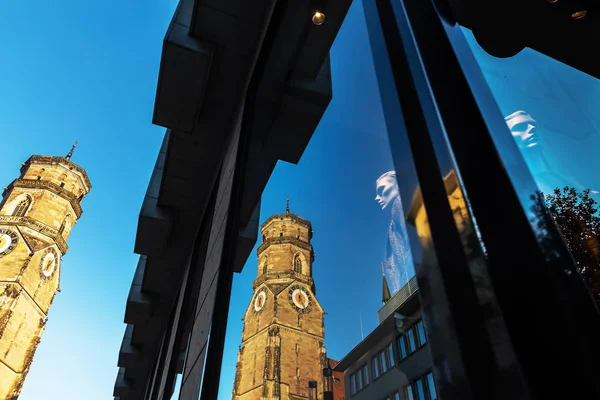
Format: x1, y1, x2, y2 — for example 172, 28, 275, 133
375, 171, 415, 293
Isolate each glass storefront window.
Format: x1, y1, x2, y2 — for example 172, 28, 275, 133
212, 3, 442, 400
462, 28, 600, 304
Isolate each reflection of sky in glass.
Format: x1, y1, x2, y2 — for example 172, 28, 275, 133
218, 2, 398, 398
463, 29, 600, 198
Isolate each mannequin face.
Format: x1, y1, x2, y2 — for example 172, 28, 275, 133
375, 175, 399, 210
506, 112, 539, 150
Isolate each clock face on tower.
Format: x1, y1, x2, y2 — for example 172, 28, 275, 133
0, 229, 18, 257
288, 285, 312, 313
39, 248, 59, 279
254, 290, 267, 313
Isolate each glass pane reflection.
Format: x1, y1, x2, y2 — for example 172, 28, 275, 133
463, 28, 600, 304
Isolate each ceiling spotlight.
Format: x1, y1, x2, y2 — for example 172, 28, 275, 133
571, 10, 587, 19
545, 0, 558, 3
312, 11, 326, 26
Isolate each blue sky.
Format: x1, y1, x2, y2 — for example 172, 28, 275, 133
1, 0, 600, 399
0, 0, 177, 398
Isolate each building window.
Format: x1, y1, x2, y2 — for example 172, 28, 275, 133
294, 255, 302, 274
379, 351, 388, 373
398, 335, 407, 359
393, 393, 401, 400
60, 182, 65, 188
415, 378, 426, 400
407, 329, 417, 353
416, 320, 427, 346
262, 260, 268, 274
387, 343, 395, 367
280, 232, 283, 237
406, 385, 415, 400
351, 373, 357, 395
12, 197, 31, 217
426, 372, 437, 400
58, 214, 70, 235
372, 356, 380, 379
357, 369, 363, 391
405, 371, 437, 400
362, 364, 370, 386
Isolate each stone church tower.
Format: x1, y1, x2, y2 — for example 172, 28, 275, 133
233, 204, 328, 400
0, 144, 91, 399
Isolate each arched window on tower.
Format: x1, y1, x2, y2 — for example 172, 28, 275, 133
58, 214, 71, 235
12, 196, 31, 217
294, 255, 302, 274
262, 258, 268, 275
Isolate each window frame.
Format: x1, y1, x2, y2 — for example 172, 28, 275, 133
12, 196, 32, 217
372, 355, 380, 380
405, 370, 437, 400
363, 363, 370, 386
379, 350, 388, 374
387, 342, 396, 368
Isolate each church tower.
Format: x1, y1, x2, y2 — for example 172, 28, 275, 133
0, 144, 91, 399
233, 204, 328, 400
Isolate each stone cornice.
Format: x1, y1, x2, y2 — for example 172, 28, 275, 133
257, 236, 314, 257
22, 155, 92, 192
241, 322, 325, 344
252, 272, 315, 292
0, 216, 68, 254
5, 179, 83, 218
273, 323, 325, 341
261, 213, 312, 230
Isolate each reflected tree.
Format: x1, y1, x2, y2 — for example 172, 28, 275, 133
541, 187, 600, 302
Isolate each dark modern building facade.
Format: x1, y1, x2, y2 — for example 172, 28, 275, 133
113, 0, 352, 399
113, 0, 600, 399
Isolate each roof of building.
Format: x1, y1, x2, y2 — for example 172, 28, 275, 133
23, 155, 92, 192
334, 281, 420, 372
260, 211, 313, 230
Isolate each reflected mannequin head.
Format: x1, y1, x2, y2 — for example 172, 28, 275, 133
505, 110, 540, 150
375, 171, 399, 210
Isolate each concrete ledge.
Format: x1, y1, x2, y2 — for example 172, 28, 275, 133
153, 17, 214, 132
118, 325, 139, 368
113, 367, 133, 398
233, 199, 260, 273
124, 257, 152, 325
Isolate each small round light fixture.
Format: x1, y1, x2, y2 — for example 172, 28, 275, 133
545, 0, 558, 3
571, 9, 587, 19
312, 11, 326, 26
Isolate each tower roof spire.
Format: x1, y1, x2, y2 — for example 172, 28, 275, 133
382, 263, 391, 304
66, 139, 78, 161
286, 196, 290, 214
